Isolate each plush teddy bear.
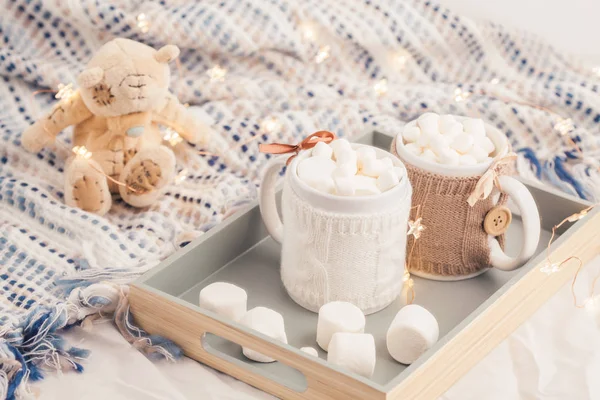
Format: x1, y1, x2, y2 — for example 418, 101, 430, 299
22, 38, 210, 215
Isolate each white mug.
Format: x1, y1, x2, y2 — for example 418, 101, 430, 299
393, 117, 541, 280
259, 144, 412, 314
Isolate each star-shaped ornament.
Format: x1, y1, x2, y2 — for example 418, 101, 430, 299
540, 262, 560, 275
407, 217, 426, 239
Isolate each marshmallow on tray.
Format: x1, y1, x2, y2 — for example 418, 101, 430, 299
199, 282, 247, 321
401, 114, 497, 166
386, 304, 439, 365
327, 332, 376, 378
317, 301, 366, 351
240, 307, 287, 363
296, 139, 402, 196
300, 347, 319, 357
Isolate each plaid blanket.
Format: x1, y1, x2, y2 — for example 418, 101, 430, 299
1, 0, 599, 398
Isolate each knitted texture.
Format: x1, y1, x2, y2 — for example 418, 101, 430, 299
280, 178, 412, 314
1, 0, 600, 395
391, 137, 508, 276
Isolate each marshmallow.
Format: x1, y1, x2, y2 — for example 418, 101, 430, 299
356, 146, 377, 168
393, 166, 406, 181
312, 141, 333, 159
297, 157, 337, 193
336, 149, 358, 166
297, 141, 399, 196
438, 114, 457, 134
330, 139, 352, 159
386, 305, 439, 364
333, 176, 356, 196
353, 176, 381, 196
428, 134, 450, 155
199, 282, 247, 321
475, 135, 495, 154
332, 162, 358, 178
436, 148, 460, 165
462, 118, 486, 138
417, 113, 440, 134
361, 158, 386, 177
442, 122, 463, 141
402, 126, 421, 143
468, 144, 489, 163
420, 149, 438, 163
377, 168, 400, 192
404, 143, 423, 156
317, 301, 365, 351
380, 157, 394, 170
301, 347, 319, 357
240, 307, 287, 363
416, 131, 431, 148
450, 133, 474, 154
328, 333, 376, 378
459, 154, 477, 165
404, 120, 417, 130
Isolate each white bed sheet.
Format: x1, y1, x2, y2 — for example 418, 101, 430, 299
35, 255, 600, 400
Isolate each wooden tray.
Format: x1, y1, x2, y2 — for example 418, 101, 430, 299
129, 131, 597, 399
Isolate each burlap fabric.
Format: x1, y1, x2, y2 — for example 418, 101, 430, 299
391, 137, 508, 277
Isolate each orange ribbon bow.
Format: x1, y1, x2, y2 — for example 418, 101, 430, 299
259, 130, 337, 165
467, 151, 518, 207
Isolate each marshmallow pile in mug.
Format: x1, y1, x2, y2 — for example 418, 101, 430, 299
402, 113, 496, 166
297, 139, 404, 196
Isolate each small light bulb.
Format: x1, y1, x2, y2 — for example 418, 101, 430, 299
403, 270, 411, 282
554, 118, 574, 136
374, 78, 388, 97
163, 127, 183, 146
174, 169, 188, 185
260, 116, 282, 134
454, 87, 471, 102
55, 83, 75, 101
137, 13, 150, 33
206, 65, 227, 82
540, 262, 560, 275
300, 22, 316, 41
72, 145, 92, 159
490, 77, 500, 85
584, 297, 598, 313
315, 46, 330, 64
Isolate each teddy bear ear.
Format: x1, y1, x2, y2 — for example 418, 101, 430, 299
155, 44, 180, 64
77, 67, 104, 88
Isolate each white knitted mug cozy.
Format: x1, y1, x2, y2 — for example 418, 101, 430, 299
259, 144, 412, 315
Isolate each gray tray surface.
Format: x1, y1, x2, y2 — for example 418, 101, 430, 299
179, 219, 551, 385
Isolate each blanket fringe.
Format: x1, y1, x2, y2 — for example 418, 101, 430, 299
0, 283, 182, 399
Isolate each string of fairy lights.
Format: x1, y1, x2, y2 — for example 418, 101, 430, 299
29, 12, 599, 308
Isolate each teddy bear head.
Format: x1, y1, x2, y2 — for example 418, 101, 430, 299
77, 38, 179, 117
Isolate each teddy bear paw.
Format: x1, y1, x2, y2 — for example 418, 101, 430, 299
71, 176, 107, 212
118, 146, 175, 208
124, 160, 162, 195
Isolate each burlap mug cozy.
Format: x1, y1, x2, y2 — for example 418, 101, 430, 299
391, 118, 541, 280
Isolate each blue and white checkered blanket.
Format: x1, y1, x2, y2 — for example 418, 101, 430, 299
1, 0, 599, 398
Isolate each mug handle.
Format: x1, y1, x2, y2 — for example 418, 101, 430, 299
258, 156, 288, 244
488, 176, 541, 271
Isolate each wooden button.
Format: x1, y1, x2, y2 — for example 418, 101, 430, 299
484, 206, 512, 236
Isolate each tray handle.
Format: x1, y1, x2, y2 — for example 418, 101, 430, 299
129, 286, 382, 399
